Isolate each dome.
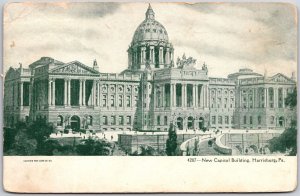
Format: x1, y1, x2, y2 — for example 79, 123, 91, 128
132, 4, 169, 44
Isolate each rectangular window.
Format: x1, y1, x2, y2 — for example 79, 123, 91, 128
118, 95, 123, 107
126, 116, 131, 125
102, 95, 107, 107
231, 116, 234, 124
118, 116, 124, 125
212, 116, 216, 124
111, 116, 116, 125
157, 116, 161, 126
250, 116, 253, 125
164, 116, 168, 126
258, 116, 261, 125
218, 116, 222, 124
134, 96, 138, 107
225, 116, 229, 124
103, 116, 108, 125
244, 116, 247, 124
126, 96, 131, 107
110, 95, 115, 107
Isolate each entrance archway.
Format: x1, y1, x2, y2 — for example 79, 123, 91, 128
176, 117, 183, 130
279, 116, 284, 127
199, 117, 204, 129
70, 115, 80, 131
187, 116, 194, 129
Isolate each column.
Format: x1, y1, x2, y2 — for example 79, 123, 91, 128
252, 88, 255, 108
274, 88, 278, 108
195, 85, 198, 108
131, 85, 134, 109
161, 84, 165, 107
20, 81, 23, 108
79, 79, 82, 106
239, 90, 242, 108
256, 88, 259, 108
48, 80, 51, 105
283, 88, 286, 108
181, 84, 184, 107
193, 84, 196, 107
171, 84, 176, 107
183, 84, 187, 107
92, 80, 96, 106
52, 79, 56, 106
201, 85, 205, 108
150, 46, 155, 65
166, 48, 170, 66
82, 80, 86, 106
64, 79, 67, 105
159, 46, 164, 67
67, 79, 71, 106
264, 88, 267, 108
208, 87, 211, 108
98, 81, 101, 107
170, 83, 173, 107
205, 85, 208, 108
203, 85, 206, 108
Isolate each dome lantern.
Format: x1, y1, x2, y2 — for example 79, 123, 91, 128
145, 4, 155, 20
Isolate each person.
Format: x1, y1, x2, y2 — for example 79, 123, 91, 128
111, 135, 113, 140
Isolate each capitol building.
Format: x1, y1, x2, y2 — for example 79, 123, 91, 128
4, 5, 297, 132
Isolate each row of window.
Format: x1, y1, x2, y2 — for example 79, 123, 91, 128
102, 115, 132, 126
101, 85, 138, 94
210, 89, 234, 96
101, 95, 138, 108
211, 97, 235, 108
211, 116, 233, 125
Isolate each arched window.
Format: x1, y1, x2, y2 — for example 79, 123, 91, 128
57, 115, 63, 126
187, 116, 194, 129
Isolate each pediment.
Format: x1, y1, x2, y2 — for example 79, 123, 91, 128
267, 73, 295, 83
50, 61, 99, 75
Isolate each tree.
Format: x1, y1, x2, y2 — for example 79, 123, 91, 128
285, 87, 297, 108
76, 138, 111, 156
139, 145, 156, 156
3, 127, 18, 152
27, 118, 54, 154
7, 130, 37, 155
269, 88, 297, 155
166, 123, 177, 156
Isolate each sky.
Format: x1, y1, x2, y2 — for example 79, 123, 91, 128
3, 2, 297, 78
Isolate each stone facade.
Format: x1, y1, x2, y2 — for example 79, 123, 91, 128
4, 5, 296, 132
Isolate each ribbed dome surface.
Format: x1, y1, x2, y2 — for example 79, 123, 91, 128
132, 4, 169, 44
